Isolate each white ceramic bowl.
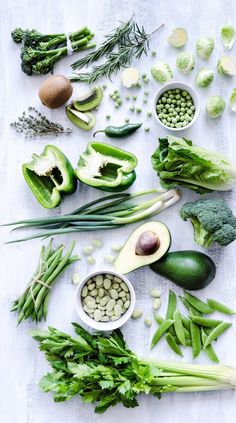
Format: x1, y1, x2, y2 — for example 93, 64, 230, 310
75, 270, 135, 331
153, 81, 200, 131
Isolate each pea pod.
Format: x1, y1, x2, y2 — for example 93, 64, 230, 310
190, 321, 201, 358
191, 316, 223, 328
166, 333, 183, 356
181, 315, 191, 332
184, 291, 214, 314
93, 122, 142, 138
201, 328, 219, 363
203, 322, 232, 349
207, 298, 236, 315
173, 309, 185, 345
179, 295, 202, 316
153, 313, 164, 325
166, 290, 177, 336
151, 319, 174, 349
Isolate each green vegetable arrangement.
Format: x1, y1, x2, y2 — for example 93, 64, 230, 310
11, 26, 96, 75
31, 323, 236, 414
151, 290, 234, 361
3, 189, 180, 243
180, 199, 236, 247
11, 240, 79, 324
151, 136, 236, 193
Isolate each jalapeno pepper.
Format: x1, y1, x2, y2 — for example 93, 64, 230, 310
75, 141, 138, 192
22, 145, 77, 209
93, 122, 142, 138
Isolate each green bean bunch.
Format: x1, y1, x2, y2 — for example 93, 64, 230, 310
11, 239, 79, 324
151, 290, 235, 362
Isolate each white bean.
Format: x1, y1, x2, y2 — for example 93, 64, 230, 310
82, 245, 93, 255
104, 278, 112, 290
110, 289, 119, 300
106, 299, 116, 311
153, 298, 162, 310
81, 286, 88, 297
144, 317, 152, 327
150, 289, 161, 298
95, 275, 104, 287
132, 309, 143, 319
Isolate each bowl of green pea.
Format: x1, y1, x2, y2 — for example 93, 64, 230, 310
154, 81, 200, 131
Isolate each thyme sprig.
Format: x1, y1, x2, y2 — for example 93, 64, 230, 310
70, 22, 164, 84
10, 107, 72, 138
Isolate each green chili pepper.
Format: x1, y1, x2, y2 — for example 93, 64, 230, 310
203, 322, 232, 349
151, 319, 174, 349
166, 333, 183, 356
22, 145, 77, 209
93, 122, 142, 138
75, 141, 138, 192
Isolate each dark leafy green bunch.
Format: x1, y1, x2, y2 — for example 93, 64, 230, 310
31, 323, 236, 413
180, 199, 236, 247
11, 26, 96, 75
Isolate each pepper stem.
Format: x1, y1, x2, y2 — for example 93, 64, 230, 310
49, 174, 60, 188
93, 130, 105, 137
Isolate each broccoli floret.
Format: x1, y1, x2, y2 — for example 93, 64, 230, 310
180, 199, 236, 248
11, 27, 25, 43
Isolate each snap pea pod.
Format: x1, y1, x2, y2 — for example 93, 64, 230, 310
166, 290, 177, 336
93, 122, 142, 138
173, 309, 185, 345
151, 319, 174, 349
207, 298, 236, 316
201, 328, 219, 363
203, 322, 232, 349
191, 316, 223, 328
179, 296, 202, 316
181, 315, 191, 332
153, 313, 164, 325
184, 291, 214, 314
190, 321, 201, 358
166, 333, 183, 356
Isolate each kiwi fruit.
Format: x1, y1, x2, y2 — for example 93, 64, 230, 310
39, 75, 73, 109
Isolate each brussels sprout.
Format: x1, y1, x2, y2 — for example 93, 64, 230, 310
205, 95, 226, 118
221, 24, 235, 50
195, 69, 214, 87
167, 28, 188, 48
230, 88, 236, 112
151, 62, 173, 83
176, 52, 195, 74
196, 36, 214, 59
217, 55, 236, 76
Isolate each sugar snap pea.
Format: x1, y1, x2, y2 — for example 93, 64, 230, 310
173, 309, 185, 345
151, 319, 174, 349
166, 333, 183, 356
181, 316, 191, 332
179, 296, 202, 316
166, 290, 177, 336
153, 313, 164, 325
203, 322, 232, 349
191, 316, 223, 328
201, 328, 219, 363
207, 298, 236, 315
190, 321, 201, 358
184, 291, 214, 314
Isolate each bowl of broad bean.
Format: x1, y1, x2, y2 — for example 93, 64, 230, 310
154, 81, 200, 131
75, 270, 136, 331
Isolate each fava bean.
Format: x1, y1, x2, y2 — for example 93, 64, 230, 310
144, 317, 152, 327
150, 289, 161, 298
104, 278, 112, 290
132, 309, 143, 319
153, 298, 161, 310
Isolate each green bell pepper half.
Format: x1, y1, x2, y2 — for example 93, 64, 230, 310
74, 141, 138, 192
22, 145, 77, 209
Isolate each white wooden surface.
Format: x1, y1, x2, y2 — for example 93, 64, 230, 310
1, 0, 236, 422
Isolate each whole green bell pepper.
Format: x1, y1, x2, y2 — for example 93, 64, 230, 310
75, 141, 138, 192
22, 145, 77, 209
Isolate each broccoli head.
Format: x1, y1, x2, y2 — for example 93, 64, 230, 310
11, 27, 25, 43
180, 199, 236, 248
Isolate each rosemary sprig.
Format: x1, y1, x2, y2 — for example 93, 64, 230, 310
10, 107, 72, 138
71, 19, 133, 71
70, 22, 164, 84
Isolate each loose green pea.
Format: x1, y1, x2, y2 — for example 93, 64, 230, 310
125, 118, 130, 123
144, 127, 150, 132
144, 90, 150, 95
130, 105, 135, 112
147, 111, 152, 117
151, 50, 157, 56
136, 107, 141, 113
125, 95, 130, 100
132, 95, 137, 101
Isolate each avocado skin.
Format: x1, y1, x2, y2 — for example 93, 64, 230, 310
150, 250, 216, 290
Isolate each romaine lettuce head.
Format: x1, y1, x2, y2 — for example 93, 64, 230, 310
151, 136, 236, 193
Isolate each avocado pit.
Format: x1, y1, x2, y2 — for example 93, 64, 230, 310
135, 231, 160, 256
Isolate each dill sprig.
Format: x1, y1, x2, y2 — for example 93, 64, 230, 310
71, 19, 133, 71
70, 22, 164, 84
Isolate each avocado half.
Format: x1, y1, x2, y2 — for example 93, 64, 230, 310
114, 221, 171, 274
